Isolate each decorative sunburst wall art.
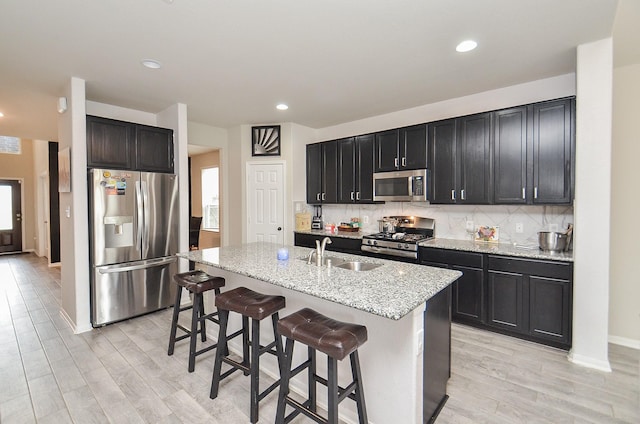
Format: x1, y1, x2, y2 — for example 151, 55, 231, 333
252, 125, 281, 156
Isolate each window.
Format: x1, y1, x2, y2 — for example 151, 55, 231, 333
201, 167, 219, 231
0, 136, 21, 154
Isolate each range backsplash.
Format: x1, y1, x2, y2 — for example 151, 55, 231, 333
310, 203, 573, 247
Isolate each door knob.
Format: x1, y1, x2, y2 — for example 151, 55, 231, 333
277, 227, 282, 231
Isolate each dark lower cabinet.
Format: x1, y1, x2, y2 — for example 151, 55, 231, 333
293, 232, 362, 255
487, 255, 572, 349
420, 247, 572, 349
421, 248, 483, 324
487, 270, 528, 334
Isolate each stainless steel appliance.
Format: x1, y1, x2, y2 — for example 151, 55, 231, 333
311, 205, 323, 230
89, 168, 179, 326
373, 169, 428, 202
362, 216, 435, 260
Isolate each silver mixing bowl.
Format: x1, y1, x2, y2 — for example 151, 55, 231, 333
538, 231, 568, 252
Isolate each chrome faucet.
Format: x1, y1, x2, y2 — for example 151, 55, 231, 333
307, 237, 332, 265
318, 237, 332, 257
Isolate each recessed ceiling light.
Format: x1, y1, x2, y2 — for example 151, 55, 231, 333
276, 104, 289, 110
456, 40, 478, 53
0, 112, 4, 118
141, 59, 162, 69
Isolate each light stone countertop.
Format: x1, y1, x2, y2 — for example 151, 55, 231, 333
418, 238, 574, 263
177, 242, 462, 320
294, 230, 573, 263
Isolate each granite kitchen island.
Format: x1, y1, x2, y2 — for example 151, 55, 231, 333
178, 242, 461, 424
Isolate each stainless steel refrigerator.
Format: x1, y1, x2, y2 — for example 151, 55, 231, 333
89, 168, 179, 326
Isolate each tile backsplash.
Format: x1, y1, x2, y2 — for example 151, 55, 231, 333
308, 202, 573, 247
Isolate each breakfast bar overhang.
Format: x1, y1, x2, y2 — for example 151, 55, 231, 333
178, 242, 461, 423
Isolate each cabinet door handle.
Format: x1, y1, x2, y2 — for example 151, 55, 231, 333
461, 189, 465, 200
351, 192, 355, 201
534, 187, 538, 199
402, 157, 406, 167
356, 191, 360, 200
451, 190, 456, 201
322, 192, 326, 201
394, 157, 399, 168
522, 187, 526, 199
317, 193, 321, 201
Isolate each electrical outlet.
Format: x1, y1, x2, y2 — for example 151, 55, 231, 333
515, 223, 524, 233
362, 215, 369, 224
466, 221, 474, 232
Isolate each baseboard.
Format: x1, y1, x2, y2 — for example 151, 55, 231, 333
48, 262, 61, 268
567, 351, 612, 372
59, 309, 93, 334
609, 335, 640, 350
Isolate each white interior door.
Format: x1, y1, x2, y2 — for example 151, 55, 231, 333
246, 162, 285, 244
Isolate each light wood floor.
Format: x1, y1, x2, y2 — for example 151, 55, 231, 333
0, 253, 638, 423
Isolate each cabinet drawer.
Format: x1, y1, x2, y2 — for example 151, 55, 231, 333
488, 255, 572, 280
420, 248, 483, 268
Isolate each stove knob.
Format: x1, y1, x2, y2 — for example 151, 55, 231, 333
397, 243, 403, 249
373, 240, 377, 246
404, 243, 410, 249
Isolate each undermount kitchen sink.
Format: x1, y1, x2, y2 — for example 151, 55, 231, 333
333, 261, 382, 271
298, 256, 382, 271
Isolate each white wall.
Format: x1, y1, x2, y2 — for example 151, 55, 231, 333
58, 77, 92, 333
609, 63, 640, 348
570, 38, 613, 371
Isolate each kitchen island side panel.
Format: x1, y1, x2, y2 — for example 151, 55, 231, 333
198, 267, 426, 424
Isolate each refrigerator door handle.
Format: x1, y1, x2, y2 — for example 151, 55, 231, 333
97, 256, 177, 274
135, 180, 143, 252
141, 180, 150, 257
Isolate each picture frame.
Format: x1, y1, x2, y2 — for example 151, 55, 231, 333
58, 147, 71, 192
252, 125, 281, 156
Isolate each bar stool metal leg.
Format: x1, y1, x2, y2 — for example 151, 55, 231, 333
327, 356, 338, 424
167, 286, 183, 356
350, 350, 368, 424
210, 308, 229, 399
188, 292, 201, 372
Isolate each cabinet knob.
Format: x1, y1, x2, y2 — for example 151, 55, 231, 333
402, 157, 406, 167
316, 193, 321, 201
356, 191, 360, 200
351, 192, 355, 201
461, 189, 465, 201
522, 187, 526, 199
534, 187, 538, 199
322, 193, 326, 201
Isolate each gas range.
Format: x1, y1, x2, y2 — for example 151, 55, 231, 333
361, 216, 435, 260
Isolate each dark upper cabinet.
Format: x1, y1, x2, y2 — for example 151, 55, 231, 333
338, 137, 356, 203
428, 119, 457, 204
87, 115, 174, 173
306, 143, 323, 204
429, 113, 491, 204
493, 98, 574, 205
531, 98, 574, 204
375, 129, 400, 172
494, 106, 528, 203
375, 125, 428, 172
457, 113, 492, 204
356, 134, 375, 203
306, 141, 338, 204
135, 125, 174, 172
86, 116, 135, 169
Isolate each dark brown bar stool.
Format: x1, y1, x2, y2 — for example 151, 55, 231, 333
167, 270, 225, 372
209, 286, 286, 424
275, 308, 368, 424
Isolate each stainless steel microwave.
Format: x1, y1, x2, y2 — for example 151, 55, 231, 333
373, 169, 429, 202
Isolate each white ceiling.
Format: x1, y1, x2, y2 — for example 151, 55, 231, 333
0, 0, 626, 142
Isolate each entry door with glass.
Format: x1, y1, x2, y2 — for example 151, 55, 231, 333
0, 179, 22, 253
